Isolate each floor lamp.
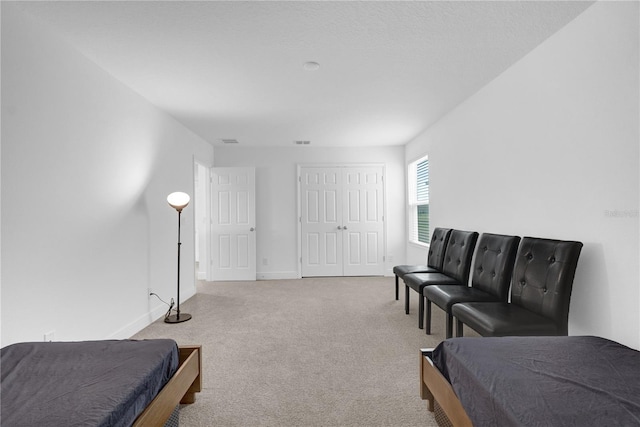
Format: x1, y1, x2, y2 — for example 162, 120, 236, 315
165, 191, 192, 323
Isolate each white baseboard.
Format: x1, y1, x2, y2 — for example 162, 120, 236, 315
107, 304, 167, 340
256, 271, 300, 280
108, 288, 197, 339
256, 271, 394, 280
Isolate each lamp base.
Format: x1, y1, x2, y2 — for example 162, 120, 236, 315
164, 313, 192, 324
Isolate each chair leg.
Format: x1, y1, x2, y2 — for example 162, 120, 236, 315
418, 294, 424, 329
446, 314, 453, 339
395, 275, 399, 301
425, 300, 432, 335
456, 319, 464, 337
405, 285, 410, 314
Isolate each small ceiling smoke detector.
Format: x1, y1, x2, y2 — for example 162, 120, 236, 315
303, 61, 320, 71
294, 140, 311, 145
221, 139, 239, 144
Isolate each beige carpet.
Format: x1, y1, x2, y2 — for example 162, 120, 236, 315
133, 276, 463, 427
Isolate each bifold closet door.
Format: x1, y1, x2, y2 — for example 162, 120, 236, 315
300, 166, 384, 277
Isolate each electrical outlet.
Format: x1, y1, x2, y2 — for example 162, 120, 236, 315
262, 258, 268, 266
44, 331, 55, 342
388, 255, 394, 262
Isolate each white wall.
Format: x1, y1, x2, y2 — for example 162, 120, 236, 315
405, 1, 639, 349
214, 146, 405, 279
1, 5, 214, 346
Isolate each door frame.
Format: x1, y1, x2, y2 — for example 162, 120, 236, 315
296, 163, 388, 278
193, 160, 212, 281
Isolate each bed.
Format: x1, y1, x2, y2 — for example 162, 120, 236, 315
1, 339, 202, 427
420, 336, 640, 427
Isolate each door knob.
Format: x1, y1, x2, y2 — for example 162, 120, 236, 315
337, 226, 342, 230
250, 227, 255, 231
343, 226, 348, 230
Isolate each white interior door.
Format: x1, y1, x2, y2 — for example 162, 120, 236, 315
300, 167, 343, 277
342, 167, 384, 276
300, 165, 384, 277
211, 167, 256, 281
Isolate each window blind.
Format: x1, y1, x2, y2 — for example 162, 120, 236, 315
416, 158, 429, 203
409, 156, 430, 244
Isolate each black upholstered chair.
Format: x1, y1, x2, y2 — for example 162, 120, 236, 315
392, 228, 452, 300
452, 237, 583, 337
403, 229, 478, 329
423, 233, 520, 338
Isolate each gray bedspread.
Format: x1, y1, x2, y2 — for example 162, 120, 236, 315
1, 339, 179, 427
432, 335, 640, 427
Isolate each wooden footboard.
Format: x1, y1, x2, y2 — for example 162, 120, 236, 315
420, 348, 472, 427
133, 345, 202, 427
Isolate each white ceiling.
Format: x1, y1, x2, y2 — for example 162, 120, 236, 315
12, 1, 594, 148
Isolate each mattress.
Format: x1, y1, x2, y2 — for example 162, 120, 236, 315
1, 339, 179, 427
432, 335, 640, 427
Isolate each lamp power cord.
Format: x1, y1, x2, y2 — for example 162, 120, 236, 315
150, 292, 176, 321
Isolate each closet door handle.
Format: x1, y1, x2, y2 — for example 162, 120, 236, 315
337, 226, 343, 230
343, 226, 348, 230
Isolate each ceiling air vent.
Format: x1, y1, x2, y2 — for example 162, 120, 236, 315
294, 140, 311, 145
221, 139, 239, 144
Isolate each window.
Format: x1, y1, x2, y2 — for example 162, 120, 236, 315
408, 155, 429, 245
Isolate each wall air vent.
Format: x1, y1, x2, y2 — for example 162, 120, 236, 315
221, 139, 239, 144
294, 140, 311, 145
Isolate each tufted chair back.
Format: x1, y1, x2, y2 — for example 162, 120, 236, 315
511, 237, 583, 335
441, 230, 479, 285
472, 233, 521, 300
427, 228, 453, 270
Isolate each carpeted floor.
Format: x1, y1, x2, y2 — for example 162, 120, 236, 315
133, 276, 466, 426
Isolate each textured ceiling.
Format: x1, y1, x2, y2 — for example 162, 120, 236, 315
11, 1, 594, 147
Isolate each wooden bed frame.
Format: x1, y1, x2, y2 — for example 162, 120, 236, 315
419, 348, 472, 427
133, 345, 202, 427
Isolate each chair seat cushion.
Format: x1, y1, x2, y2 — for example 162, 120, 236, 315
393, 265, 438, 278
451, 302, 561, 337
403, 272, 461, 293
424, 285, 502, 312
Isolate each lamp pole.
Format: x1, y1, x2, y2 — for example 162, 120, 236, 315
165, 192, 192, 323
176, 209, 182, 319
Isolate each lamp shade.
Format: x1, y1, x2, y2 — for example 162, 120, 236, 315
167, 192, 190, 212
